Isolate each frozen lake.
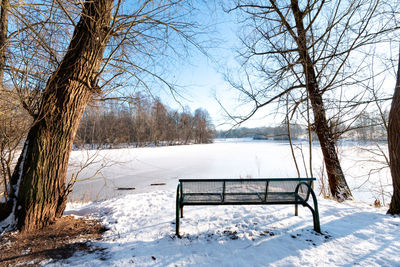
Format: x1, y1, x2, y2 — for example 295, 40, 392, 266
68, 138, 391, 205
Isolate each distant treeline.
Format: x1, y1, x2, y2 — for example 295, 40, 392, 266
215, 125, 304, 140
75, 93, 215, 148
216, 110, 388, 141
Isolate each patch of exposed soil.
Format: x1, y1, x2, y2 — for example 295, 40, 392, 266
0, 216, 108, 266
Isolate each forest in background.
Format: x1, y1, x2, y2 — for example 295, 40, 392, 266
75, 93, 215, 148
217, 110, 388, 142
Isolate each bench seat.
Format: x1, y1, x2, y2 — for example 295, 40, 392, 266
176, 178, 320, 237
182, 192, 302, 203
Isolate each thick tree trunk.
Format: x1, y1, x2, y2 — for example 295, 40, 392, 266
6, 0, 113, 232
388, 51, 400, 215
291, 0, 352, 201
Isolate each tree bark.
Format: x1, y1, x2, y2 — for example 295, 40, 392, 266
0, 0, 9, 89
7, 0, 113, 232
291, 0, 352, 201
388, 50, 400, 215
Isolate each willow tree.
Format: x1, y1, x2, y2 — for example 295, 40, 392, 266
228, 0, 392, 201
0, 0, 196, 232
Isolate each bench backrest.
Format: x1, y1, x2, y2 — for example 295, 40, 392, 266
179, 178, 315, 204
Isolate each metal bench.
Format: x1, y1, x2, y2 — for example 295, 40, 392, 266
176, 178, 321, 237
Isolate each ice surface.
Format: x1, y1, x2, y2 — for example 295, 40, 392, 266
68, 139, 390, 205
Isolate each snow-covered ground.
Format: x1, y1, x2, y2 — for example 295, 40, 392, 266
57, 139, 398, 266
60, 190, 400, 266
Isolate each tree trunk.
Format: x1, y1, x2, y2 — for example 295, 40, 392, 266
291, 0, 352, 201
307, 78, 352, 201
0, 0, 9, 89
0, 0, 9, 220
388, 50, 400, 215
6, 0, 113, 232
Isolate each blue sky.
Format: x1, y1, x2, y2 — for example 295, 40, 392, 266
156, 1, 397, 131
157, 3, 280, 130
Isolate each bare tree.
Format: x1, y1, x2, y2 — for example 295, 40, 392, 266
227, 0, 394, 201
388, 49, 400, 215
0, 0, 9, 87
0, 90, 30, 204
0, 0, 11, 202
193, 108, 214, 144
150, 99, 168, 145
179, 109, 195, 144
1, 0, 200, 232
4, 0, 115, 232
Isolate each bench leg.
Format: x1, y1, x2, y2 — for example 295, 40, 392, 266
295, 182, 321, 233
176, 204, 180, 237
176, 184, 181, 237
181, 207, 183, 218
303, 189, 321, 233
303, 202, 320, 233
295, 204, 298, 216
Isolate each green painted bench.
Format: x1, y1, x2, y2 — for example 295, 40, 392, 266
176, 178, 321, 237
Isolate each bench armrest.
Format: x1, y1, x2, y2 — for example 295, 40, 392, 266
295, 181, 313, 202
